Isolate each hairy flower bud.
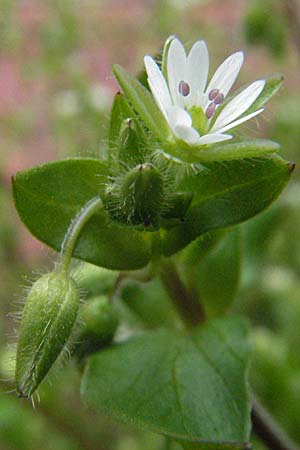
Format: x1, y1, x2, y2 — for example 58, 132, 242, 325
15, 272, 80, 398
105, 163, 164, 228
120, 163, 164, 228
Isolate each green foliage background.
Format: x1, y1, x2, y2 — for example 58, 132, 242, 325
0, 0, 300, 449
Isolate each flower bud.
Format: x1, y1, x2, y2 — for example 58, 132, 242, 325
119, 163, 164, 228
15, 271, 80, 398
76, 296, 119, 357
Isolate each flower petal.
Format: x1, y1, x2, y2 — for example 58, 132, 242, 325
211, 80, 265, 131
167, 38, 187, 108
144, 55, 172, 118
204, 51, 244, 106
213, 108, 264, 134
197, 133, 232, 145
173, 124, 201, 144
167, 105, 192, 129
186, 40, 209, 108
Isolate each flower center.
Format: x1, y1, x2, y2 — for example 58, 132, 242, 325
206, 88, 224, 119
179, 80, 190, 97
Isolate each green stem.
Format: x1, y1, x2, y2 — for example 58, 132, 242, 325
160, 259, 205, 327
59, 196, 103, 274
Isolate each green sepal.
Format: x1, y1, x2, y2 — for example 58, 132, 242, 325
162, 139, 280, 165
195, 139, 280, 162
113, 64, 170, 143
118, 118, 147, 165
109, 91, 133, 151
246, 74, 283, 115
161, 35, 175, 80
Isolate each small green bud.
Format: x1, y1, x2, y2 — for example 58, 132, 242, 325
15, 272, 80, 398
77, 296, 119, 356
120, 163, 164, 228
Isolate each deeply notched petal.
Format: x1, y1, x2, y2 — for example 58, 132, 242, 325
205, 52, 244, 105
186, 40, 209, 107
167, 38, 187, 108
144, 55, 172, 117
197, 133, 232, 145
215, 108, 264, 134
212, 80, 265, 132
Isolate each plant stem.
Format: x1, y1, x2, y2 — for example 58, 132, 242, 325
160, 259, 205, 327
252, 395, 300, 450
59, 196, 103, 274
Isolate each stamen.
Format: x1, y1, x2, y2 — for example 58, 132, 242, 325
208, 89, 219, 101
214, 92, 224, 105
206, 102, 216, 119
179, 80, 190, 97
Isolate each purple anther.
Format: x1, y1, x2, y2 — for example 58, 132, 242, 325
179, 80, 190, 97
214, 92, 224, 105
206, 102, 216, 119
208, 88, 219, 101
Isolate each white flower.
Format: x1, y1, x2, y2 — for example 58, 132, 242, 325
144, 36, 266, 146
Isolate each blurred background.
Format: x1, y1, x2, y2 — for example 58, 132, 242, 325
0, 0, 300, 449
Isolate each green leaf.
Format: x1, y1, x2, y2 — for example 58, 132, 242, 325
12, 158, 154, 270
246, 74, 283, 115
162, 155, 292, 255
81, 316, 251, 448
113, 64, 170, 142
187, 228, 241, 317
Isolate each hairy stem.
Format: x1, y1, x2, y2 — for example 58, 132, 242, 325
252, 395, 300, 450
59, 196, 103, 273
160, 259, 205, 327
